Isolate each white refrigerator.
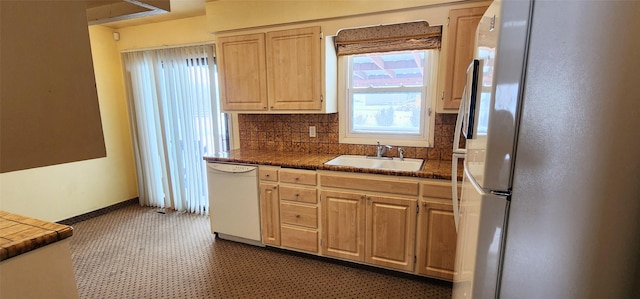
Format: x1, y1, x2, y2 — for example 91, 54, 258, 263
451, 0, 640, 298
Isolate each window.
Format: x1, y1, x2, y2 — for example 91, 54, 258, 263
339, 49, 439, 146
335, 21, 441, 147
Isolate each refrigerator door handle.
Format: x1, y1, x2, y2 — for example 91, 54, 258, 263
462, 59, 481, 140
451, 97, 467, 232
453, 86, 467, 154
451, 153, 464, 232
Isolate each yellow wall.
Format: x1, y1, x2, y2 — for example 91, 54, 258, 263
116, 15, 213, 51
206, 0, 466, 33
0, 26, 138, 222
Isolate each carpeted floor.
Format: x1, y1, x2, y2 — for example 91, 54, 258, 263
69, 204, 452, 298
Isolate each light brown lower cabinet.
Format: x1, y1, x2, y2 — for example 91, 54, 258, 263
320, 190, 416, 272
416, 200, 458, 280
280, 225, 319, 253
321, 190, 366, 261
259, 182, 280, 246
280, 201, 319, 252
256, 166, 458, 280
365, 195, 416, 272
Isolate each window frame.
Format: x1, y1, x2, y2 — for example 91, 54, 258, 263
338, 49, 439, 147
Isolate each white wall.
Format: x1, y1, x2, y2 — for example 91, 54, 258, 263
0, 26, 138, 222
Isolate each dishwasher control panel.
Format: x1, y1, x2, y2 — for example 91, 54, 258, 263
207, 162, 256, 173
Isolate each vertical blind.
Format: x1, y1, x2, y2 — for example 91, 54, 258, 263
122, 45, 223, 214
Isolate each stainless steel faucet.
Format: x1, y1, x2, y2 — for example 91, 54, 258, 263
376, 140, 392, 158
398, 147, 404, 161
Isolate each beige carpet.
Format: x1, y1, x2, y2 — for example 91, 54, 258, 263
69, 204, 452, 298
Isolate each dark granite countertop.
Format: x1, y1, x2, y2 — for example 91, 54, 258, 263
0, 211, 73, 261
204, 149, 463, 180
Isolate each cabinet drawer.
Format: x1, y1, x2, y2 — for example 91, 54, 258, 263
259, 168, 278, 182
281, 225, 319, 253
279, 186, 317, 204
280, 202, 318, 228
279, 169, 317, 186
422, 181, 461, 199
320, 174, 419, 196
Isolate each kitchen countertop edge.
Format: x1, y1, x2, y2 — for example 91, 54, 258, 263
0, 211, 73, 262
204, 149, 463, 181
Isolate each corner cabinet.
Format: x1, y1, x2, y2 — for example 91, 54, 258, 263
217, 26, 337, 113
442, 5, 489, 110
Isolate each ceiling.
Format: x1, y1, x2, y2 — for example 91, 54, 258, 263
86, 0, 208, 29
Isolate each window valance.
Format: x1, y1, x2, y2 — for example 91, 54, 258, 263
335, 21, 442, 56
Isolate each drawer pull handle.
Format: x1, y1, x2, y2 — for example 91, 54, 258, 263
295, 177, 299, 181
295, 214, 300, 218
295, 193, 300, 197
265, 174, 270, 177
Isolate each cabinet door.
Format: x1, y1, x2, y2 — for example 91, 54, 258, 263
365, 195, 417, 272
321, 191, 366, 262
416, 200, 457, 280
442, 6, 488, 110
218, 33, 268, 111
259, 183, 280, 246
266, 26, 322, 110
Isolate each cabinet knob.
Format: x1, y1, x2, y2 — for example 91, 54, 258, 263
295, 193, 300, 197
270, 106, 274, 109
295, 214, 300, 218
263, 106, 267, 110
361, 196, 365, 200
265, 174, 270, 177
423, 202, 427, 207
272, 186, 277, 190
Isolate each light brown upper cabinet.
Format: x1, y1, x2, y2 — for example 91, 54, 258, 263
217, 26, 337, 113
442, 5, 489, 110
217, 33, 268, 111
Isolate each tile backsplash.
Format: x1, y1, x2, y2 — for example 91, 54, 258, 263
237, 113, 463, 161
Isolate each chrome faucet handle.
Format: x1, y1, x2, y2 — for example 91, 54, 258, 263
398, 147, 404, 161
375, 140, 392, 157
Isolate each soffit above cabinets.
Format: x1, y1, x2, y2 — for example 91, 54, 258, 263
85, 0, 171, 26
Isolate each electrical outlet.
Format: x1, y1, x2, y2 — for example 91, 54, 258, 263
309, 126, 317, 138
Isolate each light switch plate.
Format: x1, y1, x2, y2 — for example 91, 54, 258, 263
309, 126, 316, 138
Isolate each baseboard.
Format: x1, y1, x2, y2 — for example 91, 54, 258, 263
57, 198, 139, 225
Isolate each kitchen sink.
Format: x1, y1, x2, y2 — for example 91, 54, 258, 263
324, 155, 424, 172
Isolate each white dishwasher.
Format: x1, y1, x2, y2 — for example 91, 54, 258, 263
206, 162, 263, 247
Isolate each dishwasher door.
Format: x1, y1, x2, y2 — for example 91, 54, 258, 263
206, 162, 262, 246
